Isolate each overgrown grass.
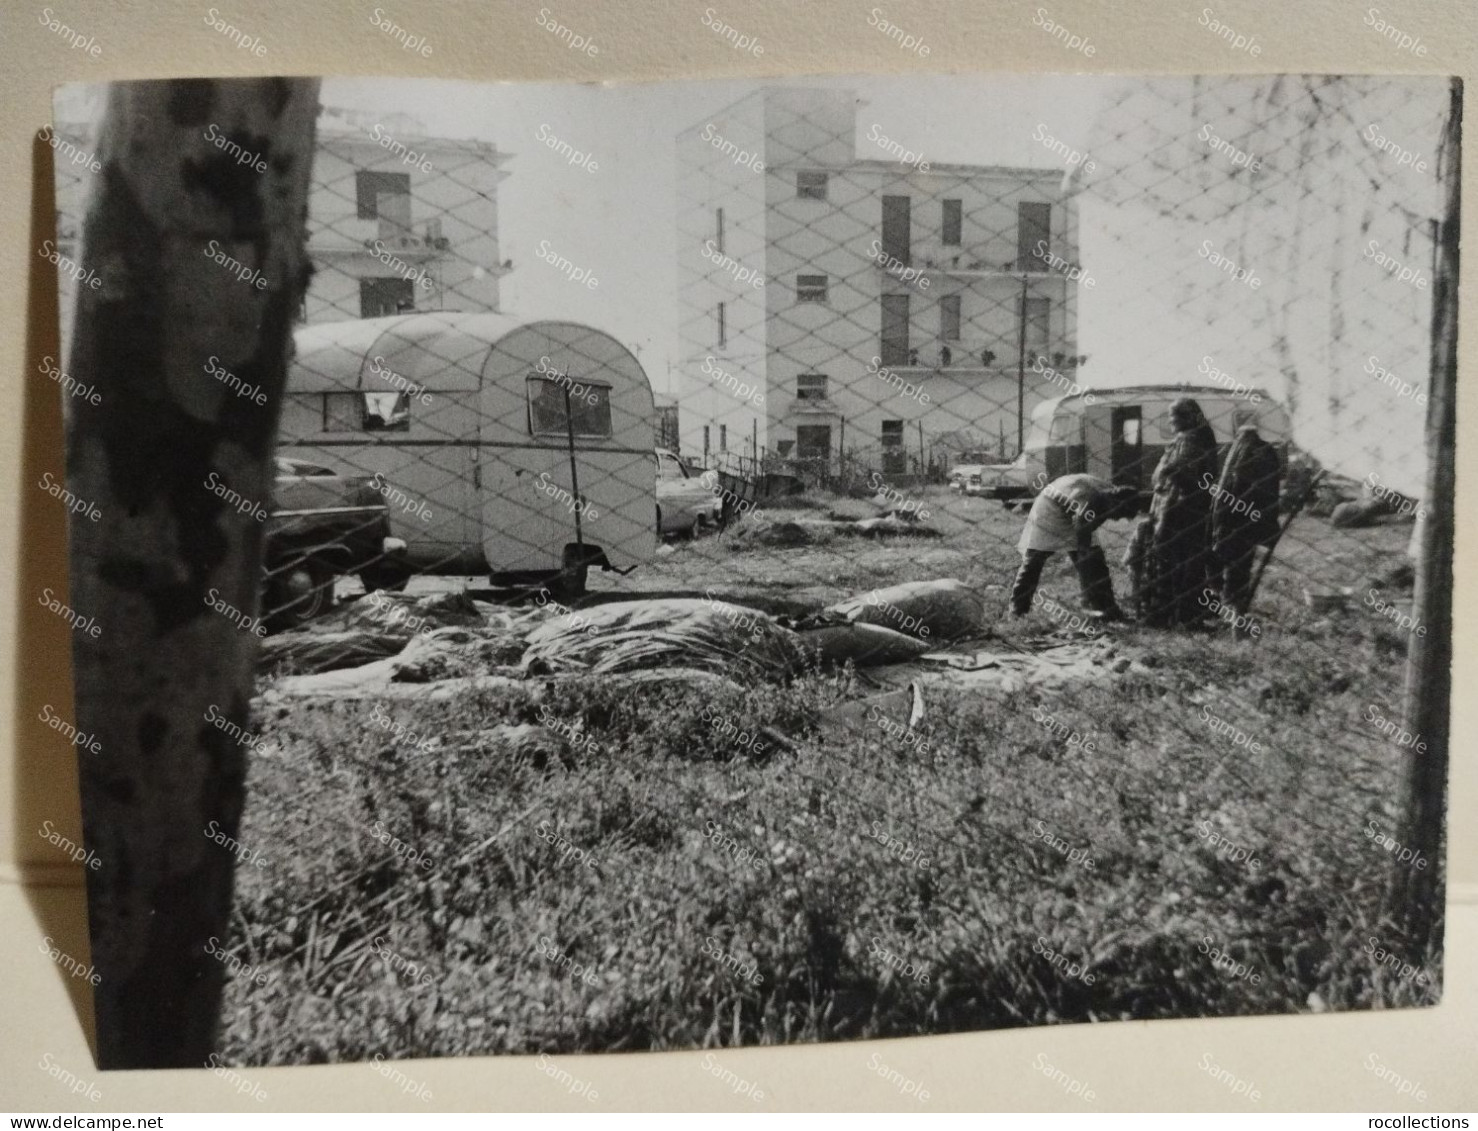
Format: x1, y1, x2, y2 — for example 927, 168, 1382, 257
219, 487, 1441, 1063
223, 647, 1440, 1060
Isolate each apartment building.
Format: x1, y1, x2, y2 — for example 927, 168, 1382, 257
49, 105, 511, 343
307, 107, 511, 322
676, 87, 1083, 477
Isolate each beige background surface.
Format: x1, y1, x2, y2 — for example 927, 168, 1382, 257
0, 0, 1473, 1112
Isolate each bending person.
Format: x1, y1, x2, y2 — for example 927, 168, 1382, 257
1011, 473, 1140, 621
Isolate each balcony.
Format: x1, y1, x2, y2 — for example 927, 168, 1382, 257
309, 220, 453, 258
883, 346, 1078, 368
874, 245, 1082, 282
787, 395, 842, 416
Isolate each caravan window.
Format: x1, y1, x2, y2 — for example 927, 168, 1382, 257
1048, 412, 1079, 446
320, 391, 410, 432
322, 393, 360, 432
526, 376, 613, 439
364, 391, 410, 432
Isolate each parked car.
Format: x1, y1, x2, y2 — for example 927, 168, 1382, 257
264, 457, 408, 628
656, 448, 721, 537
976, 452, 1035, 505
947, 450, 993, 493
948, 463, 987, 493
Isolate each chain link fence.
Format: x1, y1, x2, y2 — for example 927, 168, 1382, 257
51, 74, 1455, 1060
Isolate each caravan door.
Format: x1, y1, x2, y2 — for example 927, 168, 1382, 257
1082, 400, 1114, 479
1083, 400, 1151, 489
1110, 405, 1148, 490
485, 375, 611, 576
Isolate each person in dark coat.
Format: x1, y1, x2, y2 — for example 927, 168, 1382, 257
1010, 473, 1140, 620
1143, 397, 1220, 627
1211, 421, 1282, 626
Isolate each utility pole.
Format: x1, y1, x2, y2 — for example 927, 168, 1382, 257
1016, 272, 1029, 456
1391, 77, 1459, 957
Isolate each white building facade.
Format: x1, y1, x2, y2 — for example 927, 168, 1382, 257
306, 108, 510, 323
50, 106, 511, 343
677, 87, 1084, 478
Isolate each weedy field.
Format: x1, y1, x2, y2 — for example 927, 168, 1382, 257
220, 487, 1441, 1064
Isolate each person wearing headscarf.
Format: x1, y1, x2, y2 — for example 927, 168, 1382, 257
1211, 420, 1282, 630
1011, 473, 1141, 620
1143, 397, 1220, 627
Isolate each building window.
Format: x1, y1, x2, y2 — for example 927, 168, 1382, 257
795, 424, 831, 461
882, 194, 911, 265
796, 274, 828, 303
356, 170, 411, 221
1023, 296, 1050, 353
797, 171, 828, 200
719, 424, 728, 451
797, 373, 828, 401
942, 199, 962, 245
880, 293, 910, 368
940, 294, 961, 342
881, 420, 906, 474
1017, 201, 1052, 269
716, 207, 725, 254
717, 301, 726, 347
360, 277, 415, 318
526, 377, 614, 438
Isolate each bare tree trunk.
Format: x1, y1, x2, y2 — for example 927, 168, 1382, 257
65, 78, 319, 1069
1392, 77, 1459, 957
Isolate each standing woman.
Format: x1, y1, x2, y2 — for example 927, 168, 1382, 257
1144, 397, 1221, 627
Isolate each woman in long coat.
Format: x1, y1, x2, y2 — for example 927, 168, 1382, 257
1144, 398, 1221, 627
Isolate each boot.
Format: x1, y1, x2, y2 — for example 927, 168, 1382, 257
1074, 546, 1123, 619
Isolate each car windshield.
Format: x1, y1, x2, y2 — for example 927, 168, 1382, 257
276, 459, 335, 477
656, 453, 689, 480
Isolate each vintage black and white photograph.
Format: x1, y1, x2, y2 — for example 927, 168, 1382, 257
47, 68, 1453, 1080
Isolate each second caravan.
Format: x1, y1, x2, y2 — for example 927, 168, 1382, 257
1012, 384, 1293, 502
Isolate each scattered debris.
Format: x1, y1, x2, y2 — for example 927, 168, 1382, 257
873, 640, 1150, 692
817, 680, 926, 736
727, 519, 814, 548
728, 513, 942, 547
